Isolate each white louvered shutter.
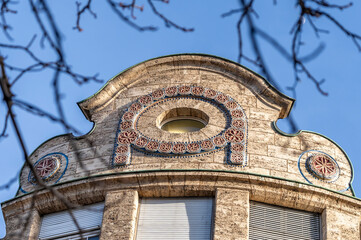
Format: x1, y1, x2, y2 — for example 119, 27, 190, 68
249, 201, 321, 240
38, 202, 104, 240
136, 198, 213, 240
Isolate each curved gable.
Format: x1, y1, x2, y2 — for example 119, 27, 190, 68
16, 54, 354, 197
78, 54, 294, 121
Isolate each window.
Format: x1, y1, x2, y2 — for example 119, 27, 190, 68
136, 198, 213, 239
157, 108, 209, 133
249, 201, 321, 240
38, 202, 104, 240
161, 119, 206, 133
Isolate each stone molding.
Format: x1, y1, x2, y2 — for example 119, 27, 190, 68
78, 54, 294, 121
3, 171, 361, 216
2, 171, 361, 239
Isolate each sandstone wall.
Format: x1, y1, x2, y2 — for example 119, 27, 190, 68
17, 54, 353, 196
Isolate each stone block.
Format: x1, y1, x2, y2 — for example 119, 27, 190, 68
214, 188, 249, 240
268, 145, 302, 160
274, 134, 301, 149
248, 119, 274, 133
249, 107, 278, 121
249, 154, 287, 172
100, 190, 138, 240
248, 131, 274, 144
247, 141, 268, 155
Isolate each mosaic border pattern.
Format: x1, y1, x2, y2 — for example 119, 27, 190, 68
112, 86, 248, 167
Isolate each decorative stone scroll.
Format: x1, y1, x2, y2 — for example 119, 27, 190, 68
112, 86, 248, 167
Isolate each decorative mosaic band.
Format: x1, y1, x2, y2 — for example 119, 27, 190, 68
112, 86, 248, 167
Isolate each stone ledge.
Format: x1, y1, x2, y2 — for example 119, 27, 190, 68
3, 170, 361, 216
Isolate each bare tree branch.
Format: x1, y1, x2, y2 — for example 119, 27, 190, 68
107, 0, 157, 31
0, 58, 86, 239
0, 0, 17, 40
0, 110, 9, 140
147, 0, 194, 32
74, 0, 97, 32
0, 171, 17, 190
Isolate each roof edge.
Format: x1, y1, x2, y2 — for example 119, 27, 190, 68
77, 53, 295, 120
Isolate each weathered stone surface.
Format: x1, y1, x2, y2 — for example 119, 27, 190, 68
100, 190, 138, 240
2, 171, 361, 239
2, 210, 40, 240
322, 207, 361, 240
214, 188, 249, 240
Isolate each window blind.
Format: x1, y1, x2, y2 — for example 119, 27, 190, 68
136, 198, 213, 240
38, 202, 104, 240
249, 201, 321, 240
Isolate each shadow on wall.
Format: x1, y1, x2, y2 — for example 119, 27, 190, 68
184, 198, 213, 240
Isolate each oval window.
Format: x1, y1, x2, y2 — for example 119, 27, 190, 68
161, 118, 206, 133
158, 108, 209, 133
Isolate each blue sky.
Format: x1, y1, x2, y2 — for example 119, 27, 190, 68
1, 0, 361, 236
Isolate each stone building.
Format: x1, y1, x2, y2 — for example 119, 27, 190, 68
1, 54, 360, 239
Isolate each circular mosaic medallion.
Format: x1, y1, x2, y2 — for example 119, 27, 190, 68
230, 153, 244, 164
231, 144, 244, 152
201, 140, 214, 151
187, 142, 201, 153
173, 143, 186, 154
226, 101, 237, 110
192, 86, 204, 96
130, 102, 142, 112
146, 141, 159, 151
165, 86, 178, 96
123, 111, 135, 121
114, 155, 128, 165
178, 86, 191, 95
135, 137, 148, 148
232, 119, 245, 129
139, 95, 152, 105
159, 142, 172, 153
116, 145, 129, 154
213, 136, 226, 147
204, 89, 217, 98
231, 110, 243, 118
120, 121, 132, 130
224, 128, 244, 143
24, 153, 68, 190
306, 154, 339, 181
118, 130, 138, 144
33, 156, 60, 180
152, 89, 165, 99
216, 94, 228, 103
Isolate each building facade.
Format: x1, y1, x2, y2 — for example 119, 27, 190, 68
1, 54, 360, 239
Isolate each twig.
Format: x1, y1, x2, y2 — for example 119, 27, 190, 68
147, 0, 194, 32
0, 110, 9, 140
74, 0, 97, 32
0, 57, 85, 239
0, 170, 18, 190
107, 0, 157, 31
